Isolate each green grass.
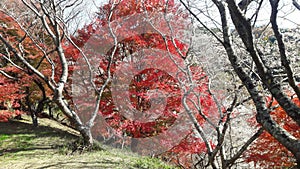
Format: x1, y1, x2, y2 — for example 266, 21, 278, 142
131, 158, 176, 169
0, 116, 177, 169
0, 134, 9, 142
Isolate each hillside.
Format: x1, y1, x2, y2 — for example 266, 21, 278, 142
0, 116, 176, 169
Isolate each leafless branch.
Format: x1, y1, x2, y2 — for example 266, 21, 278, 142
293, 0, 300, 10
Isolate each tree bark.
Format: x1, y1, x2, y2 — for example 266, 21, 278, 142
224, 0, 300, 166
226, 0, 300, 126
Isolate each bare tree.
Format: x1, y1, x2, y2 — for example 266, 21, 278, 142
180, 0, 300, 168
119, 2, 264, 168
0, 0, 119, 147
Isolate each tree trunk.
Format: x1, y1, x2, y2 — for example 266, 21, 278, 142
296, 153, 300, 169
80, 127, 94, 147
25, 87, 38, 127
30, 111, 38, 127
48, 105, 53, 118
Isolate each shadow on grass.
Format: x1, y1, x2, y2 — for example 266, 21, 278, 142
0, 120, 79, 156
36, 160, 121, 169
1, 146, 53, 154
0, 120, 78, 137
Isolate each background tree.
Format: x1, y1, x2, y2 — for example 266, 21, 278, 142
67, 0, 221, 163
180, 0, 300, 168
0, 10, 51, 125
0, 0, 103, 147
69, 1, 274, 168
245, 95, 300, 168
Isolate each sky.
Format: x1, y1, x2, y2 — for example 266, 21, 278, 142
66, 0, 300, 32
189, 0, 300, 29
249, 0, 300, 28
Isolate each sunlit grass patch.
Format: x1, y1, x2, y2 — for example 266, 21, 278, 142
0, 116, 176, 169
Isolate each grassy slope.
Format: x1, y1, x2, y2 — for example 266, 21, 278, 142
0, 116, 176, 169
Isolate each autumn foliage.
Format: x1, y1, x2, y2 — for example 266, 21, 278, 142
64, 0, 217, 167
244, 95, 300, 168
4, 0, 299, 168
0, 11, 54, 122
0, 11, 29, 121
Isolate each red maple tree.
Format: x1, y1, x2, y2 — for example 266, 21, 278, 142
65, 0, 218, 167
244, 95, 300, 168
0, 11, 54, 123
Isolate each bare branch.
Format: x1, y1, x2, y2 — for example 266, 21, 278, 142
269, 0, 300, 99
0, 70, 18, 80
293, 0, 300, 10
0, 34, 47, 83
180, 0, 224, 46
226, 127, 264, 167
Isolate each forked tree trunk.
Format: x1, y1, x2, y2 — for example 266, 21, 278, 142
80, 127, 94, 147
55, 96, 95, 148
